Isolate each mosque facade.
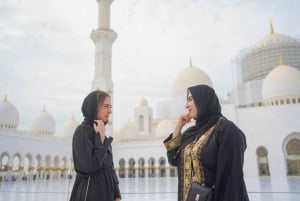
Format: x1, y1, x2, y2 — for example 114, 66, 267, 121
1, 0, 300, 182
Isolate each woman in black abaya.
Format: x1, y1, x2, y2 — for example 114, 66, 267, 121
69, 90, 121, 201
164, 84, 249, 201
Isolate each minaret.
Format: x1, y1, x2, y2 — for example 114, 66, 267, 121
91, 0, 117, 135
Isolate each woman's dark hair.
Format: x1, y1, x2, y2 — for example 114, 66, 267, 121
96, 90, 110, 110
81, 90, 110, 126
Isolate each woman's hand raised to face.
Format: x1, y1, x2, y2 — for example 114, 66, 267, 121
94, 120, 105, 143
172, 113, 192, 138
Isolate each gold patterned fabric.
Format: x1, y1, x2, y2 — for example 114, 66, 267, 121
164, 135, 182, 151
181, 118, 222, 201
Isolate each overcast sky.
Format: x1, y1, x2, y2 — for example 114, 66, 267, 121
1, 0, 300, 135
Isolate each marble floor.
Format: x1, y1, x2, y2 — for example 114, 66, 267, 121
0, 177, 300, 201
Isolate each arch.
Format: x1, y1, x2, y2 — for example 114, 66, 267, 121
66, 157, 74, 179
35, 154, 44, 180
0, 152, 10, 171
138, 158, 145, 178
23, 153, 35, 181
139, 115, 144, 132
60, 156, 68, 178
148, 157, 156, 177
53, 155, 60, 179
45, 155, 52, 180
282, 132, 300, 176
158, 157, 166, 177
128, 158, 135, 178
286, 138, 300, 176
24, 153, 34, 171
12, 152, 22, 172
118, 158, 126, 178
256, 146, 270, 176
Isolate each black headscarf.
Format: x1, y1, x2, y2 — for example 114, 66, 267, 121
181, 84, 222, 147
81, 90, 110, 126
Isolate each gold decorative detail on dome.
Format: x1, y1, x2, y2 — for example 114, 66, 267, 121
270, 21, 274, 35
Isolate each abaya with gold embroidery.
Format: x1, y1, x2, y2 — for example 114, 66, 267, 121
164, 85, 249, 201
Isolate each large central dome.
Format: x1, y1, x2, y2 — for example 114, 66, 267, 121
255, 33, 297, 48
239, 23, 300, 82
172, 61, 213, 98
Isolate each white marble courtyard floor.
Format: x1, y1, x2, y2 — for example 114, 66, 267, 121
0, 177, 300, 201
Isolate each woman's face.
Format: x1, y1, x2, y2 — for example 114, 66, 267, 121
96, 96, 112, 121
185, 92, 198, 119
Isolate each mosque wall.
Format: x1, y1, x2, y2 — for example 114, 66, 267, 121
113, 140, 169, 178
220, 103, 237, 123
0, 132, 71, 157
113, 140, 166, 165
236, 105, 300, 177
0, 132, 72, 180
1, 103, 299, 180
235, 80, 263, 106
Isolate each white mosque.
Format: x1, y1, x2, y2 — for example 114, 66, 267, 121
0, 0, 300, 182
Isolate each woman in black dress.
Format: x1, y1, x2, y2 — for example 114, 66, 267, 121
164, 84, 249, 201
70, 90, 121, 201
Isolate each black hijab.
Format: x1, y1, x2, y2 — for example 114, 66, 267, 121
181, 84, 222, 147
81, 90, 110, 126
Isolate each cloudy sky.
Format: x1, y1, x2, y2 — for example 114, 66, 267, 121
1, 0, 300, 135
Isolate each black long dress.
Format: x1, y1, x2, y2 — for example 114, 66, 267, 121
163, 84, 249, 201
164, 118, 249, 201
69, 91, 121, 201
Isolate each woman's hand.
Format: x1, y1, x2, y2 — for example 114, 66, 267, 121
114, 198, 121, 201
172, 113, 191, 138
93, 120, 105, 143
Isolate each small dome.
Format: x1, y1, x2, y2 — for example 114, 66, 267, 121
139, 97, 148, 106
120, 120, 138, 141
262, 60, 300, 102
61, 116, 79, 137
30, 107, 56, 135
172, 62, 213, 98
156, 119, 174, 137
0, 95, 19, 129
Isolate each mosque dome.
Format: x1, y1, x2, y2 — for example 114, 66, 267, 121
255, 33, 297, 48
30, 107, 56, 135
119, 120, 138, 141
262, 57, 300, 104
0, 95, 19, 129
139, 97, 148, 106
172, 61, 213, 98
239, 23, 300, 82
156, 119, 174, 138
61, 116, 79, 137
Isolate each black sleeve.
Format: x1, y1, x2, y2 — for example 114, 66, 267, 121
214, 120, 249, 201
163, 133, 182, 166
72, 125, 109, 175
111, 161, 121, 199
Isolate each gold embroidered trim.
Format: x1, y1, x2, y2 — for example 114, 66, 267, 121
181, 117, 223, 201
164, 134, 182, 151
